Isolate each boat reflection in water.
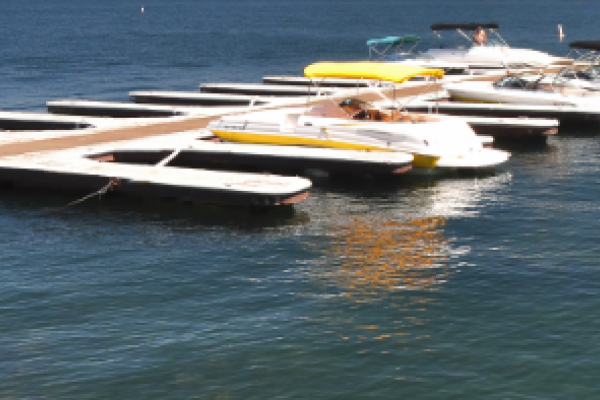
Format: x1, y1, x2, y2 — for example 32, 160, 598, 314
330, 215, 449, 295
306, 172, 511, 347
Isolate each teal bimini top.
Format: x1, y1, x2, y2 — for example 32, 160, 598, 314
366, 35, 420, 47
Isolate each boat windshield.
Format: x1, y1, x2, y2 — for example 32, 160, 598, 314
475, 37, 505, 48
568, 41, 600, 65
587, 65, 600, 78
427, 34, 506, 51
493, 75, 530, 89
429, 24, 508, 50
494, 75, 556, 92
559, 68, 599, 81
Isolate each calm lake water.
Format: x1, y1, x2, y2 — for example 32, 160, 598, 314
2, 0, 600, 398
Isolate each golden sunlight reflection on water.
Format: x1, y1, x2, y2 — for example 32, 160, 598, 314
308, 213, 452, 349
331, 216, 449, 293
304, 173, 512, 349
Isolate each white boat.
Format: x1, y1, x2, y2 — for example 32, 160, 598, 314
570, 40, 600, 67
445, 73, 600, 106
208, 63, 510, 171
366, 34, 474, 75
421, 23, 573, 70
537, 41, 600, 91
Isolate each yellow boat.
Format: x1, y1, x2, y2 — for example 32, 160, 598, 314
209, 62, 510, 171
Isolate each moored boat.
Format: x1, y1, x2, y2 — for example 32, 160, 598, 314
423, 23, 573, 69
209, 62, 510, 171
538, 41, 600, 91
445, 73, 600, 106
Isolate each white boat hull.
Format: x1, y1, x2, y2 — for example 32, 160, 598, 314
425, 46, 572, 69
209, 110, 510, 171
445, 81, 600, 107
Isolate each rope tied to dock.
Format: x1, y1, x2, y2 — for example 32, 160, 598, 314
53, 177, 120, 212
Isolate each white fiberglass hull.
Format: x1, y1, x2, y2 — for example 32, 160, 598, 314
391, 58, 476, 73
425, 46, 572, 69
538, 74, 600, 91
445, 81, 600, 106
209, 110, 510, 170
436, 147, 510, 168
363, 122, 511, 170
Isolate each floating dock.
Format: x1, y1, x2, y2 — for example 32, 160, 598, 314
405, 100, 600, 127
0, 111, 94, 131
200, 83, 338, 97
0, 70, 518, 210
0, 131, 312, 208
47, 100, 192, 118
129, 91, 274, 107
89, 134, 414, 176
45, 99, 301, 120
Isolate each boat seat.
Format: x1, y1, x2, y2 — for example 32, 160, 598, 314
525, 82, 538, 90
281, 114, 301, 132
396, 114, 415, 123
414, 114, 429, 123
306, 105, 348, 119
366, 110, 384, 121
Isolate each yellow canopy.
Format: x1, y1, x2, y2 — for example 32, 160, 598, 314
304, 61, 444, 84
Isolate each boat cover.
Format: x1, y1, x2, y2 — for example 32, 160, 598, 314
430, 23, 499, 31
304, 62, 444, 83
366, 35, 420, 46
569, 41, 600, 51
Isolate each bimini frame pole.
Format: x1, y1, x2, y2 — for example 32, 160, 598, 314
436, 76, 439, 114
392, 84, 396, 120
490, 29, 509, 46
456, 28, 472, 43
306, 78, 313, 112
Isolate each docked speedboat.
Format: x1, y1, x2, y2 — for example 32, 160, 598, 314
538, 41, 600, 91
570, 40, 600, 67
208, 62, 510, 171
445, 73, 600, 106
366, 34, 473, 75
421, 23, 573, 69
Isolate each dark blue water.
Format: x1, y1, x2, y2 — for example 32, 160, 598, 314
2, 1, 600, 398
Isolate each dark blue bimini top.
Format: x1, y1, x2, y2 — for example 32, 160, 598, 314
430, 23, 499, 31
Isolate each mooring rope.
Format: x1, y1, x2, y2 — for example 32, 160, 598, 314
52, 177, 120, 212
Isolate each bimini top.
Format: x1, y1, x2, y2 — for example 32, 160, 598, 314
430, 23, 499, 31
569, 41, 600, 51
304, 62, 445, 84
366, 35, 420, 46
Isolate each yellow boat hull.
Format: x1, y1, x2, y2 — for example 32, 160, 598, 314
413, 154, 440, 169
211, 130, 440, 169
211, 130, 392, 152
